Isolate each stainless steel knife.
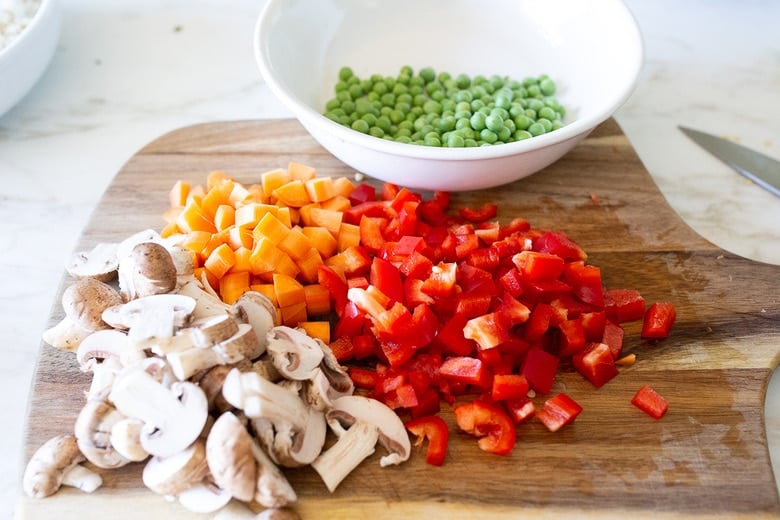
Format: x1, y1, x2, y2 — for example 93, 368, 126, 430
678, 125, 780, 197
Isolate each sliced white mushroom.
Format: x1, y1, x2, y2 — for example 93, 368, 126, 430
192, 360, 252, 414
23, 434, 103, 498
304, 343, 354, 411
266, 326, 324, 380
206, 412, 257, 502
62, 278, 123, 331
66, 242, 120, 282
178, 279, 232, 319
177, 480, 232, 514
101, 293, 196, 345
232, 291, 279, 352
41, 316, 93, 352
142, 439, 209, 496
312, 395, 411, 492
110, 417, 149, 462
74, 399, 132, 469
190, 314, 241, 349
167, 323, 260, 381
125, 242, 178, 299
108, 369, 208, 458
250, 438, 297, 508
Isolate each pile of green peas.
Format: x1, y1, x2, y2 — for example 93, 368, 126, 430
323, 65, 566, 148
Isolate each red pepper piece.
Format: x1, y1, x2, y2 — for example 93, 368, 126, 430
384, 383, 419, 410
491, 373, 530, 401
352, 334, 377, 360
434, 313, 476, 356
522, 348, 559, 395
399, 250, 433, 279
454, 400, 516, 455
359, 215, 389, 254
348, 183, 376, 205
459, 203, 498, 223
439, 356, 490, 388
463, 312, 511, 351
410, 388, 441, 419
601, 320, 625, 359
580, 311, 607, 341
631, 384, 669, 419
641, 301, 677, 339
498, 267, 524, 298
512, 251, 565, 281
393, 235, 425, 257
328, 336, 354, 363
421, 261, 458, 297
317, 265, 349, 317
537, 392, 583, 432
405, 415, 449, 466
533, 231, 587, 261
556, 318, 586, 358
572, 342, 619, 388
523, 302, 555, 342
604, 288, 646, 323
563, 261, 604, 307
504, 396, 536, 424
369, 256, 403, 305
343, 200, 388, 225
348, 366, 379, 389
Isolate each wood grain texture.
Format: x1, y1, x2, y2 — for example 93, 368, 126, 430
18, 119, 780, 519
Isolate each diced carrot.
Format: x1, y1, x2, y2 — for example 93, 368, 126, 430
214, 204, 236, 232
204, 243, 236, 279
278, 226, 314, 260
337, 222, 361, 252
298, 203, 322, 227
242, 184, 267, 204
207, 170, 232, 190
280, 301, 308, 327
176, 200, 217, 233
296, 247, 324, 283
261, 168, 291, 197
231, 246, 252, 273
227, 226, 253, 250
194, 266, 218, 292
228, 182, 250, 205
200, 178, 235, 219
304, 176, 336, 203
186, 184, 206, 204
332, 176, 356, 198
320, 194, 351, 212
163, 207, 182, 225
273, 179, 311, 207
273, 273, 305, 308
308, 208, 343, 236
274, 251, 301, 279
250, 283, 278, 306
303, 284, 331, 316
160, 221, 180, 239
253, 212, 290, 245
302, 226, 338, 258
276, 207, 293, 228
288, 161, 317, 181
169, 180, 191, 208
178, 230, 213, 258
219, 271, 250, 305
298, 321, 330, 344
235, 203, 278, 229
250, 237, 284, 275
200, 233, 227, 263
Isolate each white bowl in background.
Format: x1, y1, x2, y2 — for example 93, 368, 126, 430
0, 0, 61, 119
255, 0, 643, 192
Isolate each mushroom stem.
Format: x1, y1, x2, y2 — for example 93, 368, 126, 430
61, 464, 103, 493
311, 421, 379, 493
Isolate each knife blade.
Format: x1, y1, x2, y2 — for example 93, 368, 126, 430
678, 125, 780, 197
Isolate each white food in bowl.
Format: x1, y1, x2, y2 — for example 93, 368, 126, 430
0, 0, 60, 118
255, 0, 643, 191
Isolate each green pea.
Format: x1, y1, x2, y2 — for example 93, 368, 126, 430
503, 118, 516, 133
326, 98, 341, 111
424, 132, 441, 146
457, 127, 476, 140
348, 84, 364, 99
390, 109, 405, 124
431, 90, 445, 102
325, 111, 340, 123
339, 67, 353, 82
454, 109, 472, 120
471, 99, 486, 112
527, 122, 546, 136
490, 107, 509, 120
396, 135, 412, 144
497, 125, 512, 141
376, 115, 392, 132
480, 128, 498, 143
455, 74, 471, 89
485, 114, 504, 133
514, 129, 532, 140
366, 92, 379, 103
464, 138, 478, 147
439, 115, 456, 132
540, 77, 556, 96
525, 108, 537, 120
413, 94, 427, 107
537, 118, 553, 132
372, 82, 388, 95
425, 81, 442, 95
495, 93, 512, 110
527, 84, 542, 97
523, 76, 538, 87
360, 79, 373, 93
409, 76, 424, 88
437, 71, 451, 83
399, 120, 414, 131
392, 83, 408, 96
370, 73, 383, 84
420, 67, 436, 83
395, 101, 411, 114
552, 119, 564, 130
446, 133, 465, 147
527, 98, 545, 112
470, 112, 487, 131
456, 117, 472, 131
400, 65, 413, 76
338, 115, 351, 126
369, 126, 385, 138
423, 100, 442, 115
361, 113, 377, 126
351, 119, 369, 133
334, 80, 348, 93
341, 100, 356, 115
538, 106, 557, 121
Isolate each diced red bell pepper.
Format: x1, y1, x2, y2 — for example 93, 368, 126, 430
504, 396, 536, 424
343, 200, 388, 225
455, 292, 493, 318
380, 182, 400, 201
393, 235, 425, 257
318, 265, 349, 316
498, 267, 524, 298
454, 400, 516, 455
459, 203, 498, 223
563, 261, 604, 307
475, 221, 500, 244
533, 231, 587, 261
438, 356, 490, 388
537, 393, 582, 432
463, 312, 511, 351
435, 313, 477, 356
604, 288, 646, 323
329, 336, 354, 362
491, 373, 530, 401
494, 292, 531, 326
421, 261, 458, 297
405, 415, 449, 466
379, 339, 417, 368
348, 366, 379, 389
512, 251, 565, 281
522, 278, 573, 303
556, 318, 586, 358
370, 256, 403, 305
399, 250, 433, 279
521, 348, 559, 395
333, 301, 367, 338
359, 215, 389, 254
523, 302, 555, 342
348, 183, 377, 205
339, 245, 373, 276
641, 301, 677, 339
352, 334, 377, 360
601, 320, 625, 359
580, 311, 607, 341
410, 387, 441, 419
383, 383, 419, 410
631, 385, 669, 419
572, 342, 619, 389
498, 217, 531, 239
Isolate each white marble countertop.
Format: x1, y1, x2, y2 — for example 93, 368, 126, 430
1, 1, 779, 518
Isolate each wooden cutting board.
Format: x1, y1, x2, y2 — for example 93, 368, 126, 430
18, 119, 780, 519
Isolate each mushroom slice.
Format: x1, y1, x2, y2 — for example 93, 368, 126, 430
177, 480, 233, 514
178, 279, 232, 318
66, 242, 120, 282
250, 438, 297, 508
126, 242, 178, 299
101, 293, 196, 344
110, 417, 149, 462
190, 314, 241, 349
142, 439, 209, 496
74, 399, 132, 469
266, 326, 324, 380
108, 369, 208, 458
167, 323, 260, 381
206, 412, 257, 502
23, 434, 103, 498
232, 291, 279, 351
62, 278, 123, 331
41, 316, 93, 352
304, 343, 355, 411
192, 360, 252, 414
312, 395, 411, 492
76, 329, 146, 369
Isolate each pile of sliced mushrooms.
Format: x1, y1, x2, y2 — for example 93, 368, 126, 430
24, 229, 411, 518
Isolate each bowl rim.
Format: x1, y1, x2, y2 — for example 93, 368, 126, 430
254, 0, 644, 161
0, 0, 55, 59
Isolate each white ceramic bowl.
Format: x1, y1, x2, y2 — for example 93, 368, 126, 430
255, 0, 642, 191
0, 0, 61, 119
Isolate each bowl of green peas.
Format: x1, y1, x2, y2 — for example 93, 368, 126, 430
255, 0, 643, 191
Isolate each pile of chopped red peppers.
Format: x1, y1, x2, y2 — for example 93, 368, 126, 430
322, 182, 675, 465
